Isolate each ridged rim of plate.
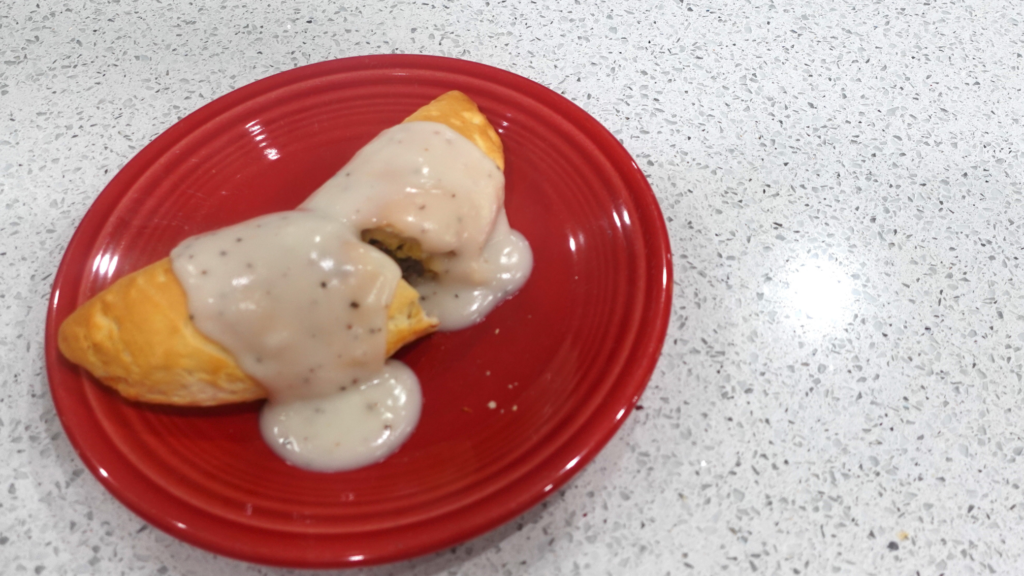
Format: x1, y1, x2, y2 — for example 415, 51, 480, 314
44, 55, 672, 567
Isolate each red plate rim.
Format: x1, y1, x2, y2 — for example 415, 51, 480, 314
44, 54, 673, 567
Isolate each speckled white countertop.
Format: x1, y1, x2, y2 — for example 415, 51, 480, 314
3, 0, 1024, 574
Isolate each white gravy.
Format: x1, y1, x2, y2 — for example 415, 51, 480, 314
302, 121, 533, 329
259, 360, 421, 472
171, 211, 401, 403
170, 121, 532, 472
415, 209, 533, 330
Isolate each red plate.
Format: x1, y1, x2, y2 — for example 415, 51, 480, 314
45, 55, 672, 567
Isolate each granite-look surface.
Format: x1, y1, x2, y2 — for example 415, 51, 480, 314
3, 0, 1023, 573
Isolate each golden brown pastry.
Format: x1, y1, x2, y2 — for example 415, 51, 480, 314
59, 90, 504, 406
402, 90, 504, 171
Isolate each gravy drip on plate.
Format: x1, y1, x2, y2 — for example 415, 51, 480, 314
260, 360, 422, 471
415, 209, 533, 330
171, 120, 532, 472
303, 121, 533, 330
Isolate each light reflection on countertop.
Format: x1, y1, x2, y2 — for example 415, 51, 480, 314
781, 257, 854, 329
